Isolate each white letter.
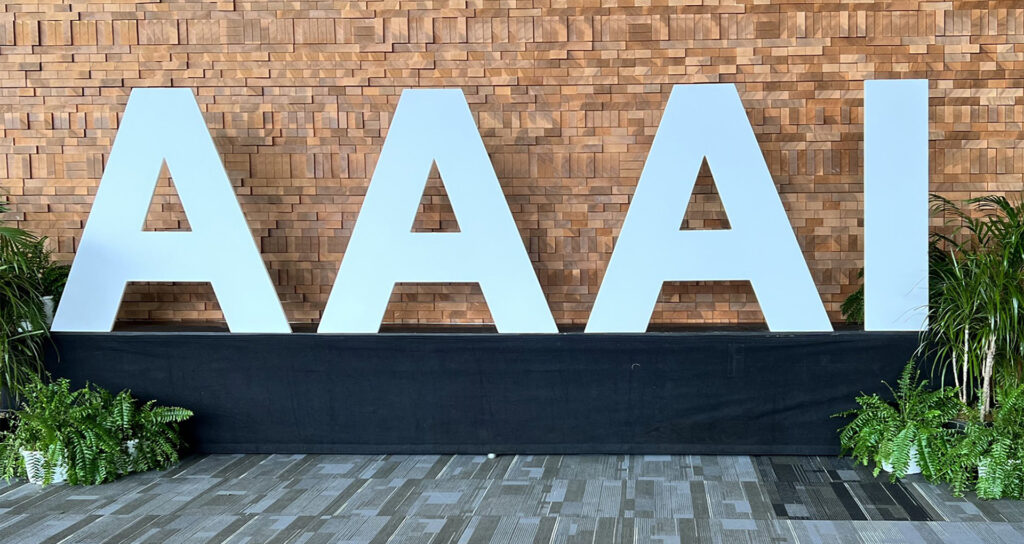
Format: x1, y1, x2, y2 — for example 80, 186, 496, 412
864, 80, 928, 331
319, 89, 556, 333
586, 84, 831, 332
52, 89, 289, 333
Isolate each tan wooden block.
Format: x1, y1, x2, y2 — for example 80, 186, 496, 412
138, 20, 177, 45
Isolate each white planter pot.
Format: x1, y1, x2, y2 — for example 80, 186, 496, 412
19, 440, 138, 484
121, 439, 141, 473
41, 295, 55, 328
17, 296, 56, 332
20, 449, 67, 485
881, 445, 922, 475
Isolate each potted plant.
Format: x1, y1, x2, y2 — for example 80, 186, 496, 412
95, 387, 194, 473
0, 378, 116, 485
835, 361, 963, 480
929, 383, 1024, 499
0, 378, 193, 486
837, 194, 1024, 499
0, 199, 48, 408
925, 194, 1024, 421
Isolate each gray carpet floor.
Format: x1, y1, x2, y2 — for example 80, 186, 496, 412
1, 454, 1023, 543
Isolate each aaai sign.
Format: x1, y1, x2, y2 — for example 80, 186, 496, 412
51, 81, 928, 334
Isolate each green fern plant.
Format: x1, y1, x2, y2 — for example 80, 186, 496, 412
96, 388, 193, 472
835, 361, 963, 481
0, 378, 122, 485
937, 383, 1024, 499
0, 377, 192, 486
933, 413, 988, 496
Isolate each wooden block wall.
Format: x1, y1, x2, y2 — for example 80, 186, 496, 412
2, 0, 1022, 328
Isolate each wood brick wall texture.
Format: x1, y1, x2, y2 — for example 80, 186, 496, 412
1, 0, 1022, 328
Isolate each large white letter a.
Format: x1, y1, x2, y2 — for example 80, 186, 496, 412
319, 89, 556, 333
586, 84, 831, 332
52, 89, 289, 333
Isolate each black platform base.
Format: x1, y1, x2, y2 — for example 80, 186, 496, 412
48, 331, 918, 455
